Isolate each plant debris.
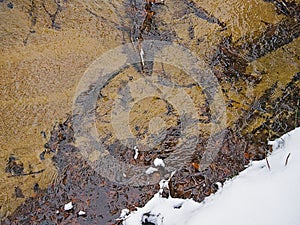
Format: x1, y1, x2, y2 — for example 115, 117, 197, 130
5, 155, 24, 176
14, 187, 25, 198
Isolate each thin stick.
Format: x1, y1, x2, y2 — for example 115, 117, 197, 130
266, 157, 271, 170
285, 153, 291, 166
8, 169, 45, 178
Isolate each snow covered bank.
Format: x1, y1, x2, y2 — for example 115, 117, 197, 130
122, 128, 300, 225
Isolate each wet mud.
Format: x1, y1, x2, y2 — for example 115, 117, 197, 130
1, 0, 300, 224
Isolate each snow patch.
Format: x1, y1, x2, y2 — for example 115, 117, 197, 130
123, 127, 300, 225
78, 210, 86, 216
145, 167, 158, 175
134, 146, 139, 160
140, 48, 145, 66
64, 201, 73, 211
154, 158, 165, 167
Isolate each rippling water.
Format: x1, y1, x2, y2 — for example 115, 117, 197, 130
0, 0, 299, 220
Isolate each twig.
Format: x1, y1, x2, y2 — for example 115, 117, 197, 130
8, 169, 45, 178
285, 153, 291, 166
266, 157, 271, 170
42, 0, 62, 29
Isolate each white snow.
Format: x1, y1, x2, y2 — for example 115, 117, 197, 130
64, 201, 73, 211
123, 127, 300, 225
159, 179, 169, 189
134, 146, 139, 160
154, 158, 165, 167
146, 167, 158, 175
140, 48, 145, 66
118, 208, 130, 221
78, 210, 86, 216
